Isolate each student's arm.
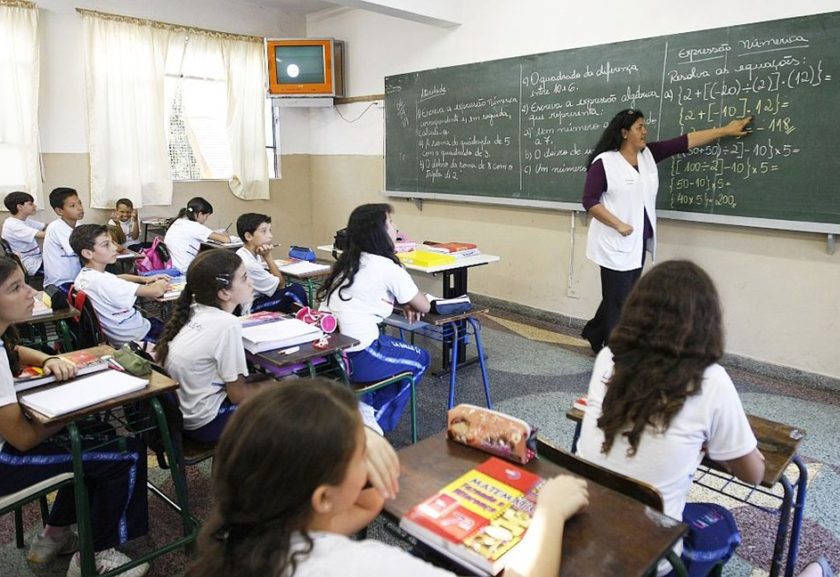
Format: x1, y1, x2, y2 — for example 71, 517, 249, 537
34, 230, 46, 240
17, 346, 76, 381
130, 209, 140, 240
401, 291, 431, 323
207, 231, 231, 243
687, 116, 752, 148
134, 278, 169, 298
223, 375, 276, 405
328, 486, 385, 536
0, 403, 63, 452
257, 246, 286, 286
503, 476, 589, 577
717, 448, 765, 485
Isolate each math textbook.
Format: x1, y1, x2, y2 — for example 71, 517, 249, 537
400, 457, 544, 576
14, 350, 111, 392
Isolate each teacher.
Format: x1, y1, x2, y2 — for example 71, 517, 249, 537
581, 108, 752, 353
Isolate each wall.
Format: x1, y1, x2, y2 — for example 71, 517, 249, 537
32, 0, 311, 245
306, 0, 840, 380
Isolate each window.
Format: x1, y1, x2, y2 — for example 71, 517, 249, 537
164, 77, 279, 181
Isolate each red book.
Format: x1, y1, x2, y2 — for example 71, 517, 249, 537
399, 457, 544, 575
14, 350, 110, 392
422, 241, 479, 254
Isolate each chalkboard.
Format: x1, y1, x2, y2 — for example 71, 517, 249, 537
384, 12, 840, 233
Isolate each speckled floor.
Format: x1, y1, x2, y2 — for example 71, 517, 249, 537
2, 310, 837, 576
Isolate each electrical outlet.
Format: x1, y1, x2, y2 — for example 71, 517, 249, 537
566, 287, 580, 299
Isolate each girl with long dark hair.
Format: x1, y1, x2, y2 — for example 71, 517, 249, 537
318, 204, 431, 432
577, 260, 765, 576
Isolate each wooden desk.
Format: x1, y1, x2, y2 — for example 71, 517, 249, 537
21, 306, 79, 352
565, 407, 807, 577
273, 258, 332, 305
317, 245, 501, 299
387, 432, 686, 577
21, 346, 197, 576
247, 333, 359, 383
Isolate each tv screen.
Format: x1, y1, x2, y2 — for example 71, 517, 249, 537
266, 39, 343, 97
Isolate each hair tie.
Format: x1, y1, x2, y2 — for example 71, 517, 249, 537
187, 206, 194, 212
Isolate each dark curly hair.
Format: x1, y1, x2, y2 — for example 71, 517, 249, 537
598, 260, 724, 456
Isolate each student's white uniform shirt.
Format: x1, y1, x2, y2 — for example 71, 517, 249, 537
0, 340, 18, 452
108, 219, 139, 248
164, 304, 248, 430
163, 218, 213, 273
585, 148, 659, 271
322, 253, 419, 352
235, 247, 279, 297
43, 219, 81, 287
2, 217, 45, 275
578, 347, 757, 524
73, 268, 149, 347
290, 532, 454, 577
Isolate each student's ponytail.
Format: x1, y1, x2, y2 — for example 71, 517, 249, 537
154, 287, 193, 365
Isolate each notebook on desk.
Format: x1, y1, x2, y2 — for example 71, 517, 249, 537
19, 369, 149, 418
241, 318, 323, 353
274, 260, 331, 275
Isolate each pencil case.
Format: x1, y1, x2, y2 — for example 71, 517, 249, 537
447, 404, 538, 464
289, 246, 316, 262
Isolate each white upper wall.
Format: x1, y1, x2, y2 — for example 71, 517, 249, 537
37, 0, 306, 153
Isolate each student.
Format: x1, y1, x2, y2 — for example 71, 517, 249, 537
2, 191, 46, 277
0, 256, 150, 577
164, 197, 231, 273
318, 203, 431, 432
186, 378, 589, 577
68, 224, 169, 347
577, 260, 765, 577
107, 198, 141, 252
42, 187, 85, 292
235, 213, 308, 314
154, 249, 273, 443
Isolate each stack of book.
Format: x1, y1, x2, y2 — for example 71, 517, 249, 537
31, 291, 53, 317
14, 349, 112, 392
400, 457, 544, 576
420, 241, 481, 259
241, 317, 323, 354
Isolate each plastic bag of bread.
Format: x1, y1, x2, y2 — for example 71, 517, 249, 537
447, 404, 538, 464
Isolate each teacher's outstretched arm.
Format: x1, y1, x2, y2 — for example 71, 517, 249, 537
687, 116, 753, 148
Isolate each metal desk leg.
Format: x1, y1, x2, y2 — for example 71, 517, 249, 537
68, 423, 96, 577
770, 475, 795, 577
442, 269, 468, 365
571, 421, 582, 454
784, 456, 808, 577
466, 317, 493, 409
447, 323, 460, 409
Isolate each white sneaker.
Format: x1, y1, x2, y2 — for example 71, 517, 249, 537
27, 530, 79, 564
66, 549, 150, 577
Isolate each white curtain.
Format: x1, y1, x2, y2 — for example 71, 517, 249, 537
82, 13, 174, 208
222, 37, 269, 200
0, 1, 41, 206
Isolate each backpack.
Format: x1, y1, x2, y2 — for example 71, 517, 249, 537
135, 236, 172, 274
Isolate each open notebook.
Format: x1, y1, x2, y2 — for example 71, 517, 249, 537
19, 370, 149, 418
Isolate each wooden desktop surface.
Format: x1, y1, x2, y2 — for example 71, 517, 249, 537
250, 333, 359, 367
20, 345, 178, 426
28, 306, 79, 324
388, 432, 686, 577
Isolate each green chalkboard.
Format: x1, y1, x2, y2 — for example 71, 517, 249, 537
384, 12, 840, 233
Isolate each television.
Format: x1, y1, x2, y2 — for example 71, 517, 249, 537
266, 38, 345, 98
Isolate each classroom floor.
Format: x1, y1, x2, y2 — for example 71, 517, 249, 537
2, 310, 838, 576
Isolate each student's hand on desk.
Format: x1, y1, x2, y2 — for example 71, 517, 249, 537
363, 427, 400, 499
537, 475, 589, 521
43, 357, 77, 381
147, 274, 171, 283
403, 304, 424, 323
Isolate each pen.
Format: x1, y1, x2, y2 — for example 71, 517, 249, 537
224, 223, 232, 232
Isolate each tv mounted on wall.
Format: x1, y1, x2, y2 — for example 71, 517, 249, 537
266, 38, 345, 98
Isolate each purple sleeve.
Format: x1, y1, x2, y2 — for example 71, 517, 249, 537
582, 159, 607, 211
647, 134, 689, 163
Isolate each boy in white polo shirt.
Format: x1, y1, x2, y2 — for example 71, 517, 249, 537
235, 213, 308, 314
2, 191, 45, 276
69, 224, 170, 347
42, 188, 85, 293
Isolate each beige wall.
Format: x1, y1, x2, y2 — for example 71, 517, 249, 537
39, 154, 312, 248
308, 155, 840, 381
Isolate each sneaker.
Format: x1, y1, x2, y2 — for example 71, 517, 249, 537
66, 549, 150, 577
27, 531, 79, 564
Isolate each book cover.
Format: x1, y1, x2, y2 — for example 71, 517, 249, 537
422, 241, 478, 254
31, 292, 52, 317
400, 457, 544, 575
14, 351, 110, 393
240, 311, 290, 328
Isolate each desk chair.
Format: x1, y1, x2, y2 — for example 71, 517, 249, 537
66, 286, 106, 350
536, 439, 712, 577
352, 371, 418, 443
0, 473, 75, 549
